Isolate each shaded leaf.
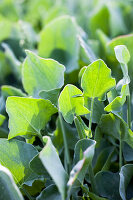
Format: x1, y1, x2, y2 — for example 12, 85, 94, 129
0, 114, 5, 126
0, 165, 24, 200
95, 171, 121, 200
38, 15, 80, 73
119, 164, 133, 200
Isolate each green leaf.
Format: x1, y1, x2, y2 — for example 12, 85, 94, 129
0, 139, 38, 185
119, 164, 133, 200
84, 97, 105, 123
39, 88, 60, 106
123, 143, 133, 162
58, 84, 89, 124
0, 114, 5, 126
81, 59, 116, 100
95, 113, 133, 148
105, 84, 129, 112
0, 15, 12, 42
0, 165, 24, 200
95, 171, 121, 200
1, 85, 26, 98
38, 15, 80, 73
37, 185, 61, 200
6, 97, 57, 139
94, 146, 115, 174
114, 45, 130, 65
39, 136, 68, 200
22, 50, 65, 96
72, 139, 96, 183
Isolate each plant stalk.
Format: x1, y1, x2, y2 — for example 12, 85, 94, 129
88, 98, 94, 136
89, 163, 97, 194
119, 138, 122, 170
59, 112, 70, 173
127, 94, 131, 129
74, 116, 84, 139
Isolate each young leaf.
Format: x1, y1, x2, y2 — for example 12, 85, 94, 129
58, 84, 89, 124
38, 15, 80, 73
22, 50, 65, 96
81, 59, 116, 100
0, 165, 24, 200
119, 164, 133, 200
39, 136, 68, 200
114, 45, 130, 65
0, 114, 5, 126
105, 84, 129, 112
0, 139, 38, 185
6, 97, 57, 139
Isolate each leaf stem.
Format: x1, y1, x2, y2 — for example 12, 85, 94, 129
59, 112, 70, 173
119, 138, 122, 170
127, 94, 131, 129
89, 163, 97, 194
37, 134, 45, 146
89, 98, 94, 136
74, 116, 84, 139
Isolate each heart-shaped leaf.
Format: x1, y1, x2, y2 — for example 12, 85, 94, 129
58, 84, 89, 124
81, 59, 116, 100
22, 50, 65, 96
0, 165, 24, 200
6, 97, 57, 139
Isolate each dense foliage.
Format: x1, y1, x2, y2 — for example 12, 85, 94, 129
0, 0, 133, 199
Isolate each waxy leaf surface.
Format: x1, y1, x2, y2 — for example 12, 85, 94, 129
0, 139, 38, 185
22, 50, 65, 96
58, 84, 89, 124
6, 97, 57, 139
81, 59, 116, 100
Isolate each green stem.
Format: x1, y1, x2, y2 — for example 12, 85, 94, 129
119, 138, 122, 170
74, 116, 84, 139
88, 98, 94, 136
89, 163, 97, 194
59, 112, 70, 173
127, 94, 131, 129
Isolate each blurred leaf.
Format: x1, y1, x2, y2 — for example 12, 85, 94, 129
38, 15, 80, 73
0, 165, 24, 200
0, 114, 5, 126
1, 85, 26, 98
